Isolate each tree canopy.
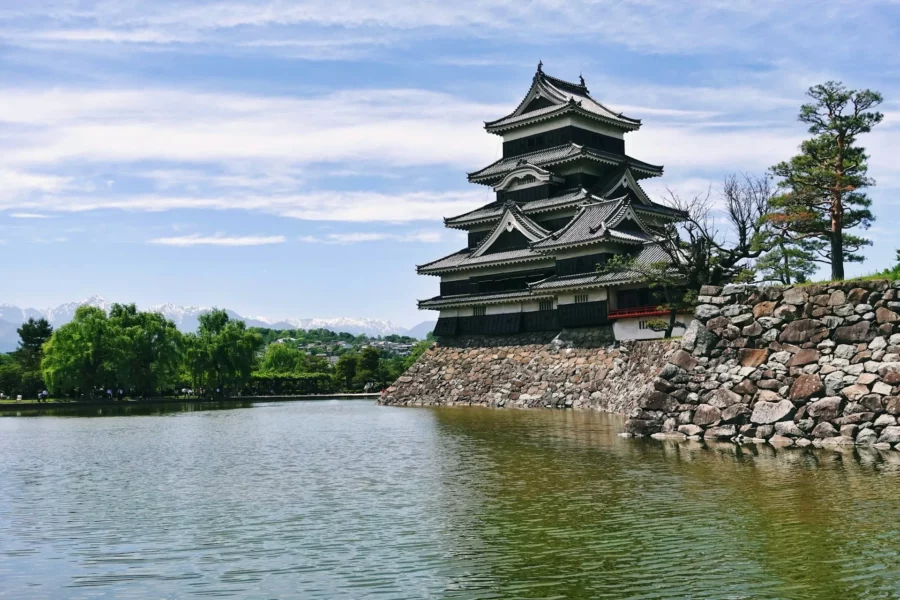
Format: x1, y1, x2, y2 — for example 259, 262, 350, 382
770, 81, 883, 280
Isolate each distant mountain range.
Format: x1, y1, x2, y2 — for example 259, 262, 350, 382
0, 296, 434, 352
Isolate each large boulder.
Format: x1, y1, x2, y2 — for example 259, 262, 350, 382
704, 424, 737, 439
751, 399, 795, 424
669, 349, 698, 371
782, 287, 808, 305
876, 307, 900, 324
884, 396, 900, 415
811, 421, 839, 438
786, 349, 820, 367
706, 388, 743, 409
721, 403, 751, 423
842, 384, 870, 401
678, 424, 704, 437
753, 301, 777, 318
693, 404, 722, 426
876, 426, 900, 444
695, 304, 722, 320
738, 348, 769, 368
779, 319, 826, 344
834, 321, 874, 343
790, 374, 824, 401
856, 428, 878, 445
641, 391, 678, 412
681, 320, 718, 355
805, 397, 843, 420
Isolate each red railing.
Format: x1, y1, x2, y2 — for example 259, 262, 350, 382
607, 306, 670, 320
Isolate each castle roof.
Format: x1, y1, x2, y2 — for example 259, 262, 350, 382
528, 244, 672, 291
467, 143, 662, 186
485, 64, 641, 134
445, 188, 591, 229
419, 202, 551, 275
530, 197, 659, 252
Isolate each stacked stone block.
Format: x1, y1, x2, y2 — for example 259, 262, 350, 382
626, 279, 900, 448
381, 329, 676, 414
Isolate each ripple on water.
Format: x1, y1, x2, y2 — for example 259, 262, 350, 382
1, 401, 900, 599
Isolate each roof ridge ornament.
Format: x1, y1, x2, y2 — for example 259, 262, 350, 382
589, 222, 607, 236
579, 74, 585, 87
537, 60, 543, 74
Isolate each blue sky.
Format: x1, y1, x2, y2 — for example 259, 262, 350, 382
1, 1, 899, 327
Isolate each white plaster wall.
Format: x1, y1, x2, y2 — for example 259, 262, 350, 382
557, 289, 607, 304
613, 314, 693, 341
520, 300, 544, 312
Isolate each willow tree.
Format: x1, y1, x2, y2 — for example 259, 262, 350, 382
770, 81, 883, 281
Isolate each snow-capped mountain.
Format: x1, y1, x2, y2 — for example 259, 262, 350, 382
0, 297, 435, 352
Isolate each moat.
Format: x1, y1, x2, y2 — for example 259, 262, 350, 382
2, 400, 900, 599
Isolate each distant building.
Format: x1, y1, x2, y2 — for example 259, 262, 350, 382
417, 64, 691, 341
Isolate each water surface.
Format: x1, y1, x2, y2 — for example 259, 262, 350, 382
1, 400, 899, 599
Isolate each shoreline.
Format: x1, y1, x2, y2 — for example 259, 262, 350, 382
0, 393, 379, 411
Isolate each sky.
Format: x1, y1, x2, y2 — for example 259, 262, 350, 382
1, 0, 899, 328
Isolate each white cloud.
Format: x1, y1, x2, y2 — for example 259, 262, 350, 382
149, 233, 286, 246
299, 231, 443, 244
0, 86, 500, 169
7, 190, 487, 222
8, 212, 51, 219
3, 0, 896, 59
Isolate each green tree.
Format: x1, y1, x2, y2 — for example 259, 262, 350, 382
359, 347, 380, 372
14, 318, 53, 372
184, 309, 263, 395
108, 304, 183, 397
0, 354, 23, 398
770, 81, 883, 280
756, 235, 819, 284
42, 306, 123, 398
260, 343, 306, 374
335, 353, 358, 390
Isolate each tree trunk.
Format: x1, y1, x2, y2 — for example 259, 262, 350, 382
831, 226, 844, 280
781, 244, 792, 285
665, 309, 677, 338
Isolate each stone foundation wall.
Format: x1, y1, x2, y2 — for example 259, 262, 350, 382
626, 279, 900, 449
380, 328, 677, 414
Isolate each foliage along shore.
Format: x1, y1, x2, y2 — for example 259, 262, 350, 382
0, 304, 432, 402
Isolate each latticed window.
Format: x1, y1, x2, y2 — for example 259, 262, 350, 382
575, 294, 589, 304
473, 306, 486, 316
539, 300, 553, 312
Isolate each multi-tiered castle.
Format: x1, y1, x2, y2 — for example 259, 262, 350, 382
418, 64, 690, 341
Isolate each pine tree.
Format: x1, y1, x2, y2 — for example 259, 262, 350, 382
770, 81, 883, 281
756, 237, 819, 284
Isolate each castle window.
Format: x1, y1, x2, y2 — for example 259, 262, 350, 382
473, 306, 486, 316
575, 294, 589, 304
539, 300, 553, 312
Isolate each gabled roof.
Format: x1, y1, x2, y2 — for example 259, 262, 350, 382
445, 188, 593, 229
416, 247, 549, 275
419, 202, 552, 275
418, 289, 555, 309
594, 165, 685, 219
467, 143, 662, 185
470, 201, 549, 258
530, 197, 659, 252
485, 64, 641, 134
493, 163, 563, 192
528, 244, 672, 291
